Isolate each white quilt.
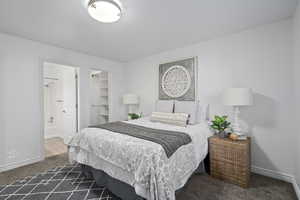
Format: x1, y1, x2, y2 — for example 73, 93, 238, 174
68, 117, 212, 200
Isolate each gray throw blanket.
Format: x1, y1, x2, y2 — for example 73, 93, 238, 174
91, 121, 192, 158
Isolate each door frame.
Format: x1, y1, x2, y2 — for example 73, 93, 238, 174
41, 61, 80, 160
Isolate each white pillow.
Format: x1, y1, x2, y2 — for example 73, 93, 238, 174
150, 112, 189, 127
155, 100, 174, 113
197, 103, 210, 123
174, 101, 198, 124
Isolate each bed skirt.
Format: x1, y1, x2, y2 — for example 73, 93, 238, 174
80, 155, 209, 200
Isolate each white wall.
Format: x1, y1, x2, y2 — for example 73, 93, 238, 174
293, 2, 300, 189
0, 32, 126, 172
125, 19, 295, 176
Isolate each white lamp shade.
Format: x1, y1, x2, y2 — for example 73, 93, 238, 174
223, 88, 253, 106
123, 94, 139, 105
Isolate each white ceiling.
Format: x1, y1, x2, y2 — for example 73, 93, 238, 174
0, 0, 297, 62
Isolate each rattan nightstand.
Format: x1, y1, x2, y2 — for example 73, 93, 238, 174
209, 136, 251, 188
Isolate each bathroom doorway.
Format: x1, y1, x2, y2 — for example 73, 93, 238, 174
43, 62, 79, 158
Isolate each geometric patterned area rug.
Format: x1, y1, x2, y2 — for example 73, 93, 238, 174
0, 163, 120, 200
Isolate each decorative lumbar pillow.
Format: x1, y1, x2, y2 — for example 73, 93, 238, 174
155, 100, 174, 113
174, 101, 198, 124
150, 112, 189, 127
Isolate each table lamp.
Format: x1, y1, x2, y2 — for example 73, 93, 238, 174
123, 94, 139, 114
223, 88, 253, 135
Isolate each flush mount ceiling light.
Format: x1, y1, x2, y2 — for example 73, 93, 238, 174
87, 0, 122, 23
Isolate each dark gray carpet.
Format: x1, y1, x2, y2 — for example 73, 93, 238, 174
0, 163, 118, 200
0, 154, 69, 186
0, 154, 297, 200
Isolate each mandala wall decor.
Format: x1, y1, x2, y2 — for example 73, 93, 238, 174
159, 57, 197, 101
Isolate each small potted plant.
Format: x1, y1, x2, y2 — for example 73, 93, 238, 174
210, 115, 231, 138
128, 113, 141, 120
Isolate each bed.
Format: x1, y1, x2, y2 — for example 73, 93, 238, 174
68, 116, 212, 200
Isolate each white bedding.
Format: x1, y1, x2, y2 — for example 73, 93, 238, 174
68, 117, 212, 200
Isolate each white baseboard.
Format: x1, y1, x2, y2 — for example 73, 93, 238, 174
252, 165, 300, 199
0, 156, 43, 173
251, 165, 294, 182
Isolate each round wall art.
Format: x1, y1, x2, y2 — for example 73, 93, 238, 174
159, 57, 196, 101
161, 65, 191, 98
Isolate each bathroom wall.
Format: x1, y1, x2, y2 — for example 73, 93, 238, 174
43, 64, 63, 139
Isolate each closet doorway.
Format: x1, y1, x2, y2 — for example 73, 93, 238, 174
43, 62, 79, 158
89, 70, 110, 125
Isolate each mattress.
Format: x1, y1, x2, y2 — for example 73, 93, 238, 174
68, 117, 212, 200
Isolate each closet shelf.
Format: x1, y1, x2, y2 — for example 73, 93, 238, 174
91, 104, 108, 107
99, 114, 109, 116
90, 70, 109, 124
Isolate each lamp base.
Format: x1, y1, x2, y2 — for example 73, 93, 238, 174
128, 104, 133, 114
232, 106, 242, 135
231, 106, 249, 136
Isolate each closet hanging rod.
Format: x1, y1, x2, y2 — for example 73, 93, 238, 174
44, 77, 59, 80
